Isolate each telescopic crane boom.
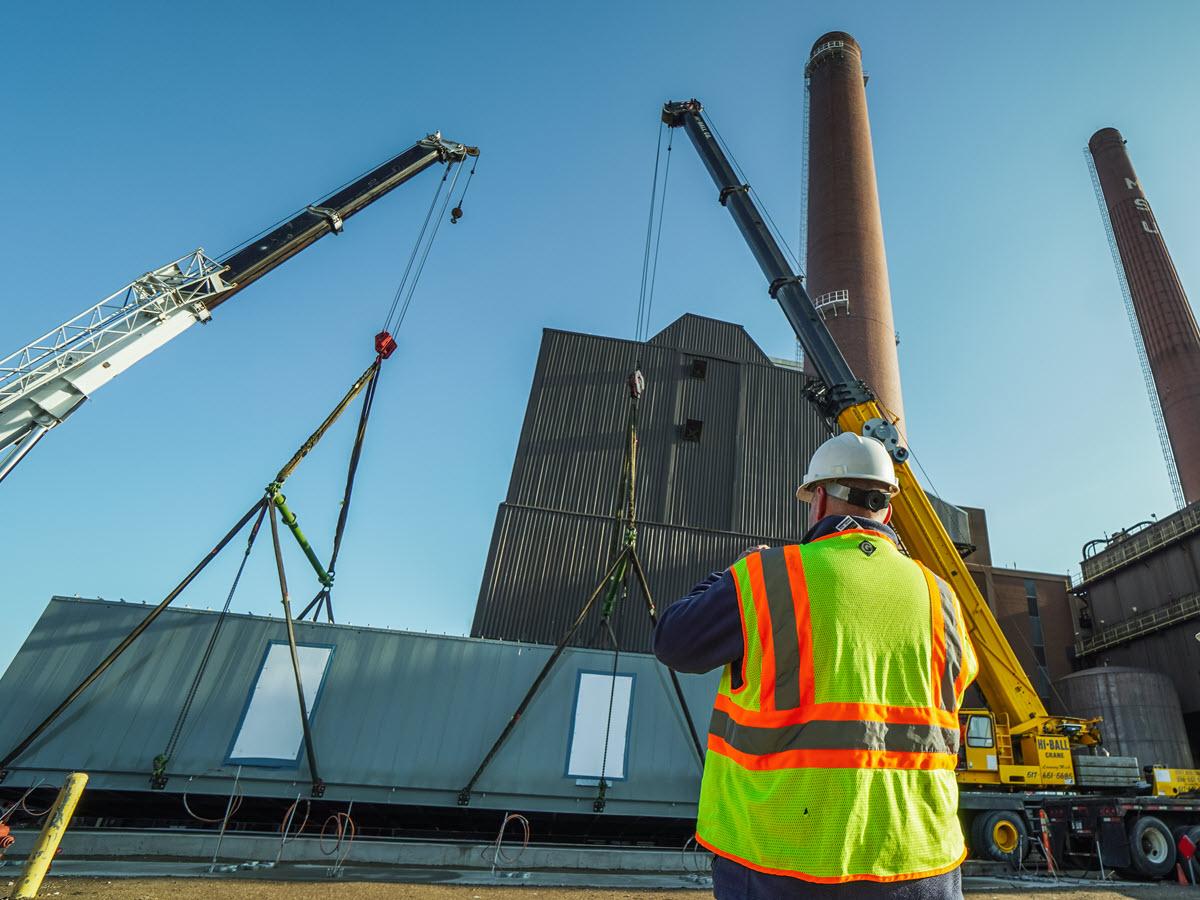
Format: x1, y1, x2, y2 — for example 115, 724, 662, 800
663, 99, 1100, 788
0, 133, 477, 484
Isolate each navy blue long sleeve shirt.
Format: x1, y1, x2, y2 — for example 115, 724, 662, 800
652, 515, 962, 900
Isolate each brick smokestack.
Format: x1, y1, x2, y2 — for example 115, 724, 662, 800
1089, 128, 1200, 504
805, 32, 904, 425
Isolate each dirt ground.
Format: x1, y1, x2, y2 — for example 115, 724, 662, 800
5, 880, 1198, 900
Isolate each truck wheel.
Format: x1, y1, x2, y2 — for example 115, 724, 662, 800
975, 811, 1028, 865
1127, 816, 1176, 879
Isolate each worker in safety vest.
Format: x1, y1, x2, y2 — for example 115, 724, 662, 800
654, 432, 978, 898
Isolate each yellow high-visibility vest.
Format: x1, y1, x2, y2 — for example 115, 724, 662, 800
696, 528, 979, 883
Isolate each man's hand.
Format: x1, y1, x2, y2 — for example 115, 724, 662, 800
736, 544, 770, 562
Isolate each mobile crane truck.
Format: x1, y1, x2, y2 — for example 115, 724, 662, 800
664, 98, 1200, 880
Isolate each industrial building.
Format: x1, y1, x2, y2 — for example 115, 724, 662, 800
1070, 505, 1200, 766
473, 314, 822, 652
961, 506, 1077, 715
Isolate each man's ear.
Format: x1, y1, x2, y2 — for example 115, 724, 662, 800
882, 504, 893, 525
811, 485, 826, 520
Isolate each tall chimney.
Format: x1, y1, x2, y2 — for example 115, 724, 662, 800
805, 32, 905, 425
1088, 128, 1200, 505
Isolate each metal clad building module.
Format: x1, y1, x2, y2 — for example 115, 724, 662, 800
0, 597, 716, 816
472, 315, 825, 651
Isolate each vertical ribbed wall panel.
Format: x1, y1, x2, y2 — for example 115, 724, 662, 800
649, 313, 771, 364
471, 504, 784, 651
475, 314, 828, 650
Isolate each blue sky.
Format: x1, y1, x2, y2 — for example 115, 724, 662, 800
3, 1, 1199, 673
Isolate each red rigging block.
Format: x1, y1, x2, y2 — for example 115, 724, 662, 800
374, 331, 397, 360
1089, 128, 1200, 504
804, 32, 905, 427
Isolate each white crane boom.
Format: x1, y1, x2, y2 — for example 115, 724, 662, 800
0, 251, 227, 480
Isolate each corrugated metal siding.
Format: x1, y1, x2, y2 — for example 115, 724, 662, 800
649, 314, 770, 364
479, 315, 827, 648
735, 362, 825, 538
1076, 525, 1200, 718
0, 597, 717, 816
472, 504, 783, 651
504, 325, 809, 530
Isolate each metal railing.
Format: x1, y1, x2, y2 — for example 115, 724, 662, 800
1075, 592, 1200, 656
813, 289, 850, 319
1079, 503, 1200, 583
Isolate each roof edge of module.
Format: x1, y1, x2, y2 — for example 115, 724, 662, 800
42, 595, 568, 651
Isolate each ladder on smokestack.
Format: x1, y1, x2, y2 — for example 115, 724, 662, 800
1086, 149, 1186, 510
796, 71, 811, 367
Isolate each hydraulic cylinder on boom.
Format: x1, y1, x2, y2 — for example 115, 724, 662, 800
0, 132, 478, 485
662, 99, 1101, 789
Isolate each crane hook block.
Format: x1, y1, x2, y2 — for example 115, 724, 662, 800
375, 331, 397, 359
627, 369, 645, 399
450, 205, 464, 224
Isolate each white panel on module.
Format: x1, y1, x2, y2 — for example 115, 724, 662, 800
566, 670, 635, 781
228, 642, 334, 766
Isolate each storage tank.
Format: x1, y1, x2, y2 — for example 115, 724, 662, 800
1057, 666, 1194, 768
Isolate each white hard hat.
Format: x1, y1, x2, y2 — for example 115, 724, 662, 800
795, 432, 899, 502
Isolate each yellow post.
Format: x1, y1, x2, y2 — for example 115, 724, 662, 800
12, 772, 88, 899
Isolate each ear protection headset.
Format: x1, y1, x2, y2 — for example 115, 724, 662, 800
823, 482, 892, 513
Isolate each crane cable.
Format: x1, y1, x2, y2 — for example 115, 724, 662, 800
381, 155, 471, 336
635, 125, 674, 343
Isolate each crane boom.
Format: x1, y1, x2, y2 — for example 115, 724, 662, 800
663, 99, 1100, 782
0, 133, 477, 484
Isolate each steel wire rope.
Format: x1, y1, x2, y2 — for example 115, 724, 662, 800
390, 157, 465, 333
156, 504, 268, 776
381, 163, 453, 332
451, 152, 481, 218
279, 796, 311, 842
641, 128, 674, 340
486, 812, 531, 872
0, 780, 46, 824
681, 835, 713, 877
635, 123, 666, 342
320, 809, 357, 875
705, 109, 802, 274
183, 773, 244, 824
17, 783, 55, 818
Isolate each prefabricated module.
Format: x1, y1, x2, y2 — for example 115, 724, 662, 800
1088, 127, 1200, 504
804, 32, 905, 425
